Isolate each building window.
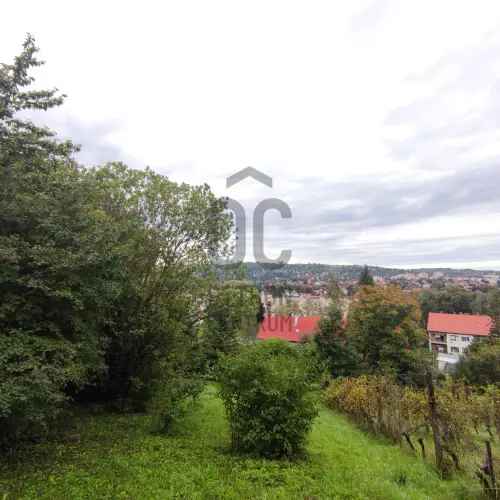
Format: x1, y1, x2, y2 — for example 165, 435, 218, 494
461, 336, 470, 342
450, 335, 457, 342
451, 346, 459, 353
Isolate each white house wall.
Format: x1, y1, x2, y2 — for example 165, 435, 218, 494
446, 334, 474, 355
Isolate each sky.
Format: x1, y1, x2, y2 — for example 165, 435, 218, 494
2, 0, 500, 269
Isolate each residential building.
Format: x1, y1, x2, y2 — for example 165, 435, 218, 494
427, 312, 492, 371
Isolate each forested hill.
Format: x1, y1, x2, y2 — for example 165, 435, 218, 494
244, 262, 500, 284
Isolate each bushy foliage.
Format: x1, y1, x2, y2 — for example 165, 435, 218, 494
419, 286, 476, 325
202, 280, 261, 370
149, 364, 204, 432
347, 285, 431, 384
0, 36, 119, 445
78, 163, 231, 410
218, 340, 319, 458
454, 338, 500, 387
0, 36, 232, 444
0, 334, 77, 446
419, 286, 500, 330
314, 280, 360, 378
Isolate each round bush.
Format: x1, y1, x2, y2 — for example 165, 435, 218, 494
217, 339, 319, 458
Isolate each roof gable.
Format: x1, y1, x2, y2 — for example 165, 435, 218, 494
427, 312, 492, 337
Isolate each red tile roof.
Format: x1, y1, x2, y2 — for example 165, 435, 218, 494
427, 312, 492, 337
257, 315, 321, 343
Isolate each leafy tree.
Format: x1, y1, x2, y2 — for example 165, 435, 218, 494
0, 36, 234, 444
0, 36, 121, 444
419, 287, 475, 325
148, 349, 205, 432
80, 163, 232, 409
358, 265, 374, 286
0, 34, 76, 164
419, 286, 500, 337
202, 280, 260, 370
485, 288, 500, 338
218, 339, 319, 458
454, 338, 500, 386
314, 279, 360, 377
347, 286, 430, 384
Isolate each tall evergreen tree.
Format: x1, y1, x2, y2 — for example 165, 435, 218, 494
358, 265, 375, 286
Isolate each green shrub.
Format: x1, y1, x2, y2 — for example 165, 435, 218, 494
0, 334, 76, 447
149, 368, 204, 432
454, 339, 500, 386
217, 339, 319, 458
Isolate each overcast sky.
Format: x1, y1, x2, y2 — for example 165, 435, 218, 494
3, 1, 500, 269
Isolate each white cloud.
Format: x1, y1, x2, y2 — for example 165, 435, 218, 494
2, 1, 500, 268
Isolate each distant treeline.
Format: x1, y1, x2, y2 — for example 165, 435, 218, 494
241, 262, 500, 286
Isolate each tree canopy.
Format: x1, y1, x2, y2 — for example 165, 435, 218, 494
314, 279, 360, 377
454, 338, 500, 386
347, 286, 429, 381
0, 36, 233, 444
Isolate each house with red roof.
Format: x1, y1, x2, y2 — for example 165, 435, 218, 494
427, 312, 492, 370
257, 315, 321, 343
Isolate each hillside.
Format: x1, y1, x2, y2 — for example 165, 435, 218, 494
0, 386, 478, 500
244, 262, 500, 285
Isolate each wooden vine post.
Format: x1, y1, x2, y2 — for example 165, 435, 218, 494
426, 371, 444, 474
486, 441, 498, 500
477, 440, 498, 499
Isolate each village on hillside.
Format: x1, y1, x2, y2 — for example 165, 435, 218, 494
257, 265, 499, 373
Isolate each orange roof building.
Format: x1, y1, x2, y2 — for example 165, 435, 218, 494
427, 312, 492, 371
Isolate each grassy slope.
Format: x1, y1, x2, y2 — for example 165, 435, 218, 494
0, 386, 479, 500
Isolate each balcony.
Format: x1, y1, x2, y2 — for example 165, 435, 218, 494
431, 343, 447, 354
429, 332, 446, 343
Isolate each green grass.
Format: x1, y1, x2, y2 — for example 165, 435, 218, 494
0, 386, 480, 499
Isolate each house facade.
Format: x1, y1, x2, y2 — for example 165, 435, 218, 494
427, 312, 492, 371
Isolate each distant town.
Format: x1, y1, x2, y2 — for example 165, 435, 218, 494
245, 263, 500, 316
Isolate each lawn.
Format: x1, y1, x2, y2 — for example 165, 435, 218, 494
0, 386, 480, 499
